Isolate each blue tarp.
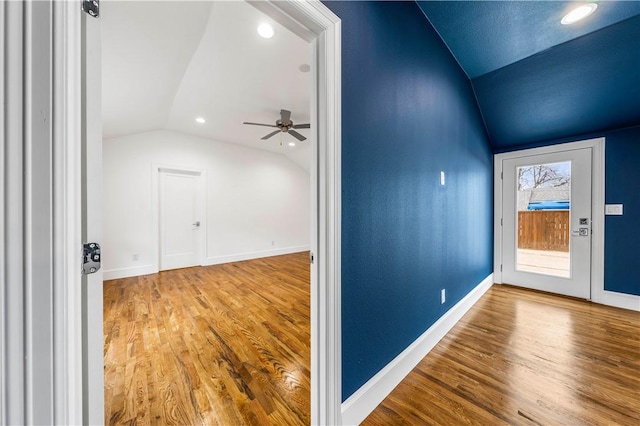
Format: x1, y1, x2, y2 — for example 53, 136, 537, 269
527, 201, 570, 210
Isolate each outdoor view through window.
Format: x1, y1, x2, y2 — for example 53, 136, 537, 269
516, 161, 571, 278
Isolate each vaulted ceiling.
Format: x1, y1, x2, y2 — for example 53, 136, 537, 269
101, 1, 312, 170
104, 1, 639, 156
417, 1, 640, 150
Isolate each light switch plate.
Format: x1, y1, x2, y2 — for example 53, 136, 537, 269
605, 204, 623, 215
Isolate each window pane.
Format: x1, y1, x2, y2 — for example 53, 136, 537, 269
516, 161, 571, 278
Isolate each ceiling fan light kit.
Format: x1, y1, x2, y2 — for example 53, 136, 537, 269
243, 109, 310, 144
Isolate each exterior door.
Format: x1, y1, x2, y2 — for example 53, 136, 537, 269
159, 170, 201, 271
501, 147, 592, 299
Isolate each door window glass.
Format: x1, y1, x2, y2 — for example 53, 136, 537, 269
516, 161, 571, 277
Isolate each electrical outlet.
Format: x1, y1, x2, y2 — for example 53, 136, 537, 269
132, 254, 139, 261
441, 289, 446, 304
271, 241, 275, 246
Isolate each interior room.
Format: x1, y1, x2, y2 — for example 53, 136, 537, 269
101, 1, 312, 278
100, 1, 313, 423
2, 0, 639, 425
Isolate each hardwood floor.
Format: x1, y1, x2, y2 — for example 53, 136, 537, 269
106, 260, 639, 425
363, 285, 640, 426
103, 252, 310, 425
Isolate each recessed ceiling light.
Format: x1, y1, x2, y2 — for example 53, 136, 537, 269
195, 117, 206, 124
288, 142, 296, 147
257, 23, 274, 39
561, 3, 597, 25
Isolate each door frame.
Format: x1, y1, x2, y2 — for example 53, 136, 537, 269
51, 1, 342, 425
153, 165, 206, 272
494, 138, 605, 302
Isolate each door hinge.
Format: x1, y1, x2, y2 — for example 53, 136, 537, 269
501, 218, 503, 226
82, 242, 101, 275
310, 252, 315, 264
501, 171, 503, 180
500, 264, 503, 272
82, 0, 99, 18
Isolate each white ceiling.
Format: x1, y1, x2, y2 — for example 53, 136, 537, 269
101, 1, 312, 170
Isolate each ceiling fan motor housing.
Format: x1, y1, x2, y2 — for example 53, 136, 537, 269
277, 119, 293, 132
243, 109, 309, 141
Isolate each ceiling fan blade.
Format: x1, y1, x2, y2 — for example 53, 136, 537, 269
292, 123, 310, 129
280, 109, 291, 122
288, 129, 307, 141
261, 130, 281, 140
243, 121, 278, 128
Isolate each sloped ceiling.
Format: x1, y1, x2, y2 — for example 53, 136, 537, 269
101, 1, 211, 138
417, 1, 640, 150
102, 1, 312, 169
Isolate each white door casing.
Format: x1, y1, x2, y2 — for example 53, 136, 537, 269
501, 148, 592, 299
50, 1, 342, 425
2, 2, 26, 423
3, 2, 64, 422
158, 169, 203, 271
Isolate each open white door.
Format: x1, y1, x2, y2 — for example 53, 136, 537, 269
81, 8, 104, 425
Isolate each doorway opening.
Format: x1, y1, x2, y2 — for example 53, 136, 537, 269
100, 1, 314, 423
61, 0, 342, 424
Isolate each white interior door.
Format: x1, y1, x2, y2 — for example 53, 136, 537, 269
81, 7, 104, 425
501, 147, 592, 299
159, 170, 201, 271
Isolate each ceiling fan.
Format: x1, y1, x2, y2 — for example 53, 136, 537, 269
243, 109, 310, 141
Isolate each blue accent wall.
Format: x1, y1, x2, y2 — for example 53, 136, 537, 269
323, 1, 494, 401
604, 126, 640, 296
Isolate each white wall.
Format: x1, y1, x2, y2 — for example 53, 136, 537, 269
103, 129, 310, 279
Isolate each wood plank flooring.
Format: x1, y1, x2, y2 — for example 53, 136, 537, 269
363, 285, 640, 426
103, 252, 310, 425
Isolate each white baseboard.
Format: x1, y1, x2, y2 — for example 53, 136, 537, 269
204, 245, 310, 266
595, 289, 640, 311
103, 264, 156, 281
341, 274, 494, 426
102, 246, 310, 280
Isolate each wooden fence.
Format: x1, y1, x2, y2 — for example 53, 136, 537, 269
518, 210, 569, 252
